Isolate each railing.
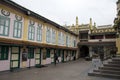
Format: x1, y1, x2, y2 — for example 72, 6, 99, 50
88, 39, 116, 42
80, 39, 88, 42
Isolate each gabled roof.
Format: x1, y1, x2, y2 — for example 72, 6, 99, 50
1, 0, 78, 36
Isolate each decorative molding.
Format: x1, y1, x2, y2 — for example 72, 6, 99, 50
29, 20, 35, 25
38, 23, 42, 27
15, 14, 22, 21
1, 9, 10, 16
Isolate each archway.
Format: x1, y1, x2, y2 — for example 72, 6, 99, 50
80, 46, 89, 58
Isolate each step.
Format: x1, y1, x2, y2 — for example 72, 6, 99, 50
108, 61, 120, 64
99, 67, 120, 71
88, 72, 120, 79
112, 58, 120, 61
116, 55, 120, 57
104, 64, 120, 67
94, 69, 120, 75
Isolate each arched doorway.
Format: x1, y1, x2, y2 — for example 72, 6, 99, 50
80, 46, 89, 58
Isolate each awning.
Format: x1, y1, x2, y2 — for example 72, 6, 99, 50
0, 37, 77, 50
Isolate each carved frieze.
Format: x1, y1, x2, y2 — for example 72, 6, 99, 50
1, 9, 10, 16
29, 20, 35, 25
15, 14, 22, 21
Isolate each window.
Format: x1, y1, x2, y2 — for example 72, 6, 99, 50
57, 50, 61, 57
0, 16, 10, 36
37, 26, 42, 41
66, 36, 68, 47
58, 32, 62, 45
69, 36, 71, 47
28, 48, 34, 59
61, 33, 64, 45
28, 25, 35, 40
0, 46, 9, 60
52, 29, 56, 44
46, 27, 51, 43
74, 40, 76, 47
46, 49, 50, 58
13, 21, 22, 38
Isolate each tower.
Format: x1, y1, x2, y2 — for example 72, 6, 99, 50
76, 16, 79, 28
89, 18, 93, 30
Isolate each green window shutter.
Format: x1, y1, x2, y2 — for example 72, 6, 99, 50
4, 46, 9, 60
0, 46, 9, 60
28, 48, 34, 59
46, 49, 50, 58
72, 51, 74, 56
0, 16, 10, 36
0, 46, 2, 60
58, 50, 60, 57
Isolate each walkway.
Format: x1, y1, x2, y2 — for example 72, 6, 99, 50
0, 59, 119, 80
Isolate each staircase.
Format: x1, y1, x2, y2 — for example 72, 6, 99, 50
88, 57, 120, 79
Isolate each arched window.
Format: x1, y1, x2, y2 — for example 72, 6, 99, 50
37, 24, 42, 41
28, 25, 35, 40
52, 29, 56, 44
46, 27, 51, 43
0, 16, 10, 36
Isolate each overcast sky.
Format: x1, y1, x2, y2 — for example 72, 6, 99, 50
12, 0, 118, 26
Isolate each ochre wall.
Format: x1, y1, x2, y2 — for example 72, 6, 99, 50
0, 4, 77, 48
116, 38, 120, 54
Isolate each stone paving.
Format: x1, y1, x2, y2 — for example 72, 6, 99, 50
0, 59, 119, 80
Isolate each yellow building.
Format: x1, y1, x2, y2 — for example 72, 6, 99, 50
68, 17, 116, 59
114, 0, 120, 55
0, 0, 78, 71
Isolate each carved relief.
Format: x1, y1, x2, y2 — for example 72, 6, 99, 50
38, 23, 42, 27
15, 14, 22, 21
1, 9, 10, 16
29, 20, 35, 25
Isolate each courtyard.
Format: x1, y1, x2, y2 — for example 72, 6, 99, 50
0, 59, 118, 80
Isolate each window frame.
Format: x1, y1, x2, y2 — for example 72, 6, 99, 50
13, 20, 22, 38
28, 25, 35, 40
52, 29, 56, 44
0, 46, 9, 60
46, 27, 51, 43
0, 15, 10, 36
28, 48, 34, 59
37, 26, 42, 42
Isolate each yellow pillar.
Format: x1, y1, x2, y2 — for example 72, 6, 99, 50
56, 30, 58, 45
23, 17, 29, 41
42, 24, 46, 43
89, 18, 93, 30
116, 38, 120, 54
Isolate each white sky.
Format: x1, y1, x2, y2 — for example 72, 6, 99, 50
12, 0, 118, 26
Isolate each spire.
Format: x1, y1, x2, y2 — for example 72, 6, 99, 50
93, 22, 96, 29
89, 18, 93, 30
76, 16, 79, 27
94, 22, 96, 27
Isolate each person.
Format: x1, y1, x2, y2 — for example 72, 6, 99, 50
54, 53, 59, 66
73, 55, 76, 61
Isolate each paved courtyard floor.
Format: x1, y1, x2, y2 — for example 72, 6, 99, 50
0, 59, 119, 80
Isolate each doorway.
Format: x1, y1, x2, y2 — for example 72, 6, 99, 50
10, 47, 20, 71
80, 46, 89, 58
